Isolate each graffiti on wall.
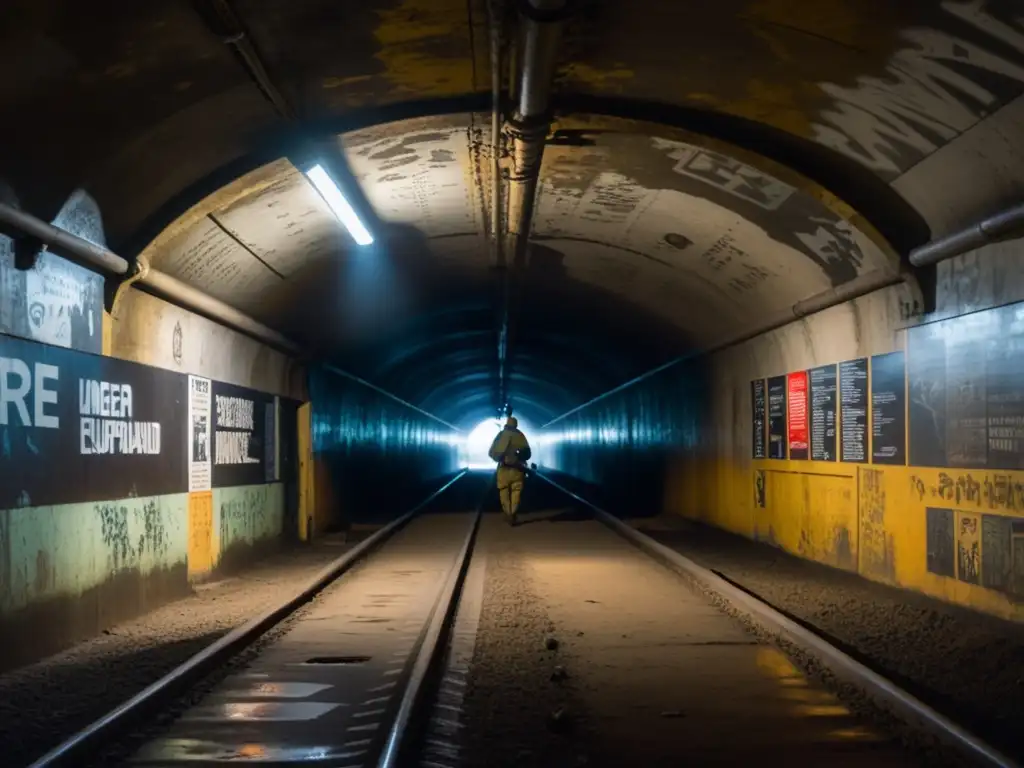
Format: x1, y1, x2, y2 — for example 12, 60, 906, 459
219, 486, 273, 550
812, 2, 1024, 178
667, 146, 796, 211
0, 190, 105, 353
754, 469, 766, 508
957, 511, 981, 585
910, 471, 1024, 512
652, 138, 867, 286
925, 504, 1024, 597
859, 467, 895, 580
96, 498, 171, 572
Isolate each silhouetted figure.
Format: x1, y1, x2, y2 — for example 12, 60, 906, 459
488, 416, 531, 526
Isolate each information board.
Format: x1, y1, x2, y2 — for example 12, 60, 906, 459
211, 380, 278, 488
871, 351, 906, 465
839, 358, 868, 463
767, 375, 787, 460
751, 379, 766, 459
787, 371, 809, 460
908, 302, 1024, 469
809, 364, 838, 461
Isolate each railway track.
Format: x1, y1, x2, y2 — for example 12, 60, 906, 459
22, 470, 1021, 768
27, 470, 488, 768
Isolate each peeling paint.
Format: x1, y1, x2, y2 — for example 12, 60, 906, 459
372, 0, 476, 97
811, 1, 1024, 178
215, 484, 283, 559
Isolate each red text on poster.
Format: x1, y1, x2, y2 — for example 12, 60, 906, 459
787, 371, 809, 459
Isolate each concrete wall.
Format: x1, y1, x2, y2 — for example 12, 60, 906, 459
0, 190, 304, 670
307, 366, 462, 529
542, 238, 1024, 623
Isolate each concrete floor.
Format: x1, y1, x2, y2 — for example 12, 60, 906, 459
500, 509, 918, 767
123, 507, 922, 767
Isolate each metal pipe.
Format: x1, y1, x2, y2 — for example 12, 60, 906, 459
500, 0, 569, 413
792, 268, 905, 317
515, 1, 565, 119
201, 0, 295, 121
488, 0, 504, 262
506, 0, 568, 249
139, 265, 301, 355
910, 202, 1024, 268
0, 200, 301, 355
0, 202, 130, 276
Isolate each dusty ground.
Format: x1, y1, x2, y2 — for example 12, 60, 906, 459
0, 535, 361, 767
463, 508, 923, 767
460, 512, 593, 768
635, 516, 1024, 761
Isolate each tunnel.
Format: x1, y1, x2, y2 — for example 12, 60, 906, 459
2, 1, 1024, 765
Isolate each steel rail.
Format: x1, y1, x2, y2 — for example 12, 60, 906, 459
28, 470, 470, 768
533, 471, 1021, 768
376, 471, 491, 767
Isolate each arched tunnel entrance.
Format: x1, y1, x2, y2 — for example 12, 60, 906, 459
3, 0, 1024, 765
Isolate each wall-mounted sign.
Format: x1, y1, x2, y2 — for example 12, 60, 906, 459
767, 375, 787, 459
787, 371, 809, 460
871, 351, 906, 465
909, 302, 1024, 469
751, 379, 766, 459
0, 333, 186, 508
188, 375, 212, 491
839, 357, 868, 463
212, 380, 277, 488
809, 364, 837, 461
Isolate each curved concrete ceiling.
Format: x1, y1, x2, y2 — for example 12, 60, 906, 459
3, 0, 1023, 426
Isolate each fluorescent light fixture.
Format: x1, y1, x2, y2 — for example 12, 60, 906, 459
305, 164, 374, 246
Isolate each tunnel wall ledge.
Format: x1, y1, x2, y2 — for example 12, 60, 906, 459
543, 237, 1024, 624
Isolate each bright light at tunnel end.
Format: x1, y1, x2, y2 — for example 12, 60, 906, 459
460, 417, 535, 471
305, 164, 374, 246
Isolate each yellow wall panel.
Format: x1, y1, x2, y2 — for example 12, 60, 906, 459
187, 491, 214, 578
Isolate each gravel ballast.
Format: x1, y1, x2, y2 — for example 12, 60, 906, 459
0, 536, 360, 766
636, 517, 1024, 761
462, 506, 920, 767
461, 513, 595, 768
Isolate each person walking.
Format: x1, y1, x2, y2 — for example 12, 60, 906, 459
488, 415, 531, 526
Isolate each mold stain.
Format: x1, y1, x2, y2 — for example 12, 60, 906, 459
373, 0, 474, 97
220, 487, 272, 548
96, 499, 170, 571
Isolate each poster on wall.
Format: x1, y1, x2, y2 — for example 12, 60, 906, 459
787, 371, 809, 460
0, 192, 106, 354
908, 302, 1024, 469
212, 380, 277, 488
871, 351, 906, 465
809, 364, 837, 461
767, 375, 787, 459
188, 375, 212, 491
0, 333, 187, 508
751, 379, 766, 459
839, 357, 868, 462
